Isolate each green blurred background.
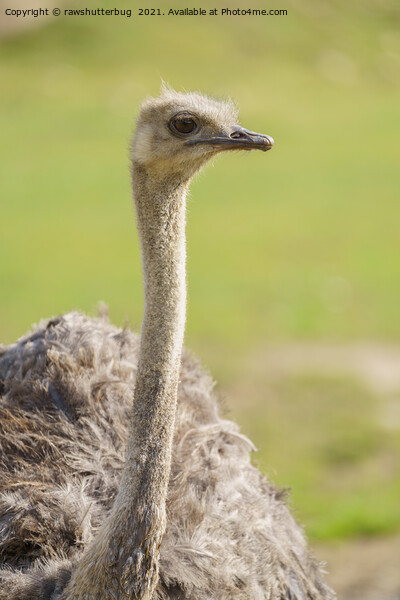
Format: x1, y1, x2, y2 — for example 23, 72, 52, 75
1, 0, 400, 553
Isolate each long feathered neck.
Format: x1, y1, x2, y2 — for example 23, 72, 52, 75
63, 164, 188, 600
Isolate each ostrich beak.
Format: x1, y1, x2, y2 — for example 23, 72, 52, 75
186, 126, 274, 152
224, 127, 274, 152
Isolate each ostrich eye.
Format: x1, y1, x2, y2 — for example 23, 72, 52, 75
170, 115, 198, 135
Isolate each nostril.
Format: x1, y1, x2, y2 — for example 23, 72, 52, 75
230, 129, 247, 139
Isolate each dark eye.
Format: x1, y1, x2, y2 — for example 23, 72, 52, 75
169, 115, 198, 135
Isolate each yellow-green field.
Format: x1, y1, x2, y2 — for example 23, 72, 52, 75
1, 0, 399, 541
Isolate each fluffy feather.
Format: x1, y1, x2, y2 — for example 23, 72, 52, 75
0, 312, 334, 599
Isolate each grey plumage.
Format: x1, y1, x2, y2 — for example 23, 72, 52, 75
0, 313, 332, 599
0, 89, 335, 599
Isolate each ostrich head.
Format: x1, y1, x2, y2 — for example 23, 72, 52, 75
131, 87, 274, 180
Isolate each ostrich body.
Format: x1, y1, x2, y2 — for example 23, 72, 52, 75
0, 89, 334, 600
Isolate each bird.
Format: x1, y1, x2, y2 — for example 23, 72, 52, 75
0, 87, 335, 600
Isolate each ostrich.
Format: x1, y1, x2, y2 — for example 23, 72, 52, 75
0, 88, 335, 600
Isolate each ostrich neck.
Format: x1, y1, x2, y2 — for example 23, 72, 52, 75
63, 165, 188, 600
128, 163, 188, 501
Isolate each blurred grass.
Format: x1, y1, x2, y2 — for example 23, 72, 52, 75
227, 370, 400, 540
1, 0, 400, 540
